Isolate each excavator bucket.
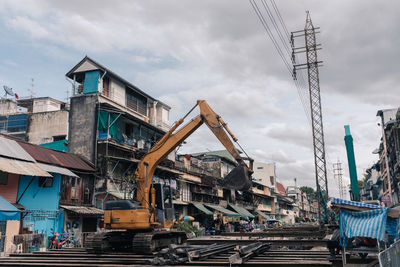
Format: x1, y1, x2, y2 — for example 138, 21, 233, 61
218, 165, 252, 191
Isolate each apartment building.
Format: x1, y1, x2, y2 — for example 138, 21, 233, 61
65, 56, 176, 209
0, 97, 68, 144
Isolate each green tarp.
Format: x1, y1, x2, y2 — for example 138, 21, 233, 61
193, 203, 213, 215
98, 110, 120, 139
40, 139, 68, 152
228, 203, 255, 219
255, 209, 270, 220
205, 204, 239, 217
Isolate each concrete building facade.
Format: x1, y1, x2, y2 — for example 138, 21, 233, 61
0, 97, 69, 144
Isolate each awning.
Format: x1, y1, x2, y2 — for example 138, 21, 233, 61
0, 157, 52, 177
228, 203, 255, 219
205, 204, 240, 217
255, 209, 270, 220
60, 205, 104, 216
0, 137, 35, 162
193, 203, 213, 215
0, 196, 20, 220
173, 199, 189, 205
37, 163, 79, 178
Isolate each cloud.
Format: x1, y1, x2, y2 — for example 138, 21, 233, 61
252, 149, 295, 164
264, 123, 312, 150
7, 16, 49, 39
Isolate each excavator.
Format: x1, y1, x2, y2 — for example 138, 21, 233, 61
85, 100, 253, 253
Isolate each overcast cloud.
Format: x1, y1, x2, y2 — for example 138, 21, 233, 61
0, 0, 398, 198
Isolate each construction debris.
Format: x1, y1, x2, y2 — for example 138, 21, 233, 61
228, 242, 271, 265
149, 243, 236, 265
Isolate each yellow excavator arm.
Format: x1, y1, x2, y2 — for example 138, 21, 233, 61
135, 100, 253, 211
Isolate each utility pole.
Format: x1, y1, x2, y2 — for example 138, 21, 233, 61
291, 11, 328, 224
333, 160, 345, 199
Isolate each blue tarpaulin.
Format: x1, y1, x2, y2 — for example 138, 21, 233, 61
83, 70, 100, 94
339, 208, 388, 242
332, 197, 382, 209
0, 196, 20, 220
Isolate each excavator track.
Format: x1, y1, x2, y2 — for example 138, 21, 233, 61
85, 231, 134, 253
84, 233, 111, 254
132, 231, 187, 254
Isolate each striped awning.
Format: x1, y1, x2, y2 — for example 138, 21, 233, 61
255, 209, 270, 220
193, 203, 213, 215
205, 204, 239, 217
228, 204, 255, 219
339, 207, 389, 242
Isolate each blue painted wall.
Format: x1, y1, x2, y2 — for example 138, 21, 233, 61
17, 174, 61, 210
83, 70, 100, 94
17, 174, 63, 235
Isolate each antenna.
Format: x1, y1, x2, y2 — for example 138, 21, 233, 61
3, 85, 14, 97
28, 78, 35, 98
65, 88, 70, 103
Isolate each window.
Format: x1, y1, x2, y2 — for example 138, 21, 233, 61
126, 89, 147, 116
270, 176, 274, 185
0, 172, 8, 185
53, 135, 66, 141
39, 177, 53, 187
257, 167, 264, 169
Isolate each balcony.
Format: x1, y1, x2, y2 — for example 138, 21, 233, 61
257, 203, 272, 212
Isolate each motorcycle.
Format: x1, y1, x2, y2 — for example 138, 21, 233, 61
48, 231, 70, 249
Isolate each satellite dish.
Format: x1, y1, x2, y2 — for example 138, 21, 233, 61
3, 86, 14, 97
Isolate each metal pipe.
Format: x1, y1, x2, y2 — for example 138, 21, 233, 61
16, 176, 35, 204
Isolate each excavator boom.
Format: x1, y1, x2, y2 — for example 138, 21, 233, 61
135, 100, 253, 210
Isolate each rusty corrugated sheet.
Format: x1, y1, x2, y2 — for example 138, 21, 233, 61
17, 141, 94, 172
60, 205, 104, 215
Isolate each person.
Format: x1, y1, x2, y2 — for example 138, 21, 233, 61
327, 227, 341, 260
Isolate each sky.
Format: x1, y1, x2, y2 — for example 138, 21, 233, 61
0, 0, 399, 198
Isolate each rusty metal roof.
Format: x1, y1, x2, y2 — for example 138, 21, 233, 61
16, 141, 94, 172
60, 205, 104, 216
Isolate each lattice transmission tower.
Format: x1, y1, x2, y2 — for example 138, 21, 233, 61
291, 11, 328, 224
333, 160, 345, 199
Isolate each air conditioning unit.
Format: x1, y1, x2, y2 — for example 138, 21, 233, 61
71, 187, 77, 200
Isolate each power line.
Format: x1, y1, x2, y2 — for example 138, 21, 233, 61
260, 0, 292, 57
270, 0, 291, 39
249, 0, 293, 74
249, 0, 311, 126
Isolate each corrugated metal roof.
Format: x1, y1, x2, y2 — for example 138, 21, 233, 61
0, 137, 35, 162
60, 205, 104, 216
16, 141, 94, 172
0, 157, 52, 177
276, 182, 286, 195
36, 163, 79, 178
191, 150, 237, 164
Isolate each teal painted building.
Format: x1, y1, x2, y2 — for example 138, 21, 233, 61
17, 174, 64, 236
